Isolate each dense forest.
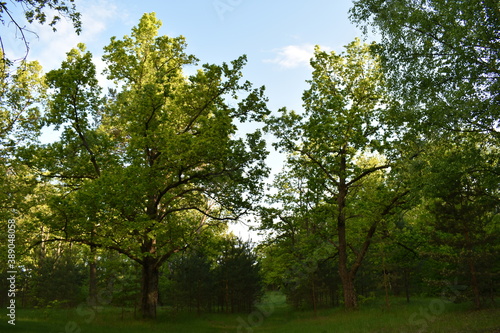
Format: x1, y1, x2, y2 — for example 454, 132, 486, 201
1, 0, 498, 322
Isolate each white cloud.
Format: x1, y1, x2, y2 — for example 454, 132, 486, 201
78, 0, 122, 42
264, 44, 332, 69
264, 44, 314, 69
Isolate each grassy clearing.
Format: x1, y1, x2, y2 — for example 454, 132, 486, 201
1, 292, 499, 333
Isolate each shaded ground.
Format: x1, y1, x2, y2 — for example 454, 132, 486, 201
1, 292, 499, 332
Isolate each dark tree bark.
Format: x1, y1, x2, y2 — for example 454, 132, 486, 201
141, 253, 159, 319
336, 149, 359, 309
88, 244, 98, 306
88, 226, 98, 306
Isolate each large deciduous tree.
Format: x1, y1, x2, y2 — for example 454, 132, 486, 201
350, 0, 500, 308
265, 39, 407, 309
25, 13, 269, 318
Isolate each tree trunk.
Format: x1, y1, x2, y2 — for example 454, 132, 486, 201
89, 227, 98, 307
340, 271, 357, 309
311, 279, 317, 316
382, 255, 390, 309
464, 230, 481, 309
404, 268, 410, 303
468, 258, 481, 309
141, 199, 161, 319
141, 256, 159, 319
338, 235, 358, 309
383, 269, 391, 309
89, 244, 98, 306
337, 148, 358, 309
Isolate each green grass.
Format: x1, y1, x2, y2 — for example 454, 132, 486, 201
1, 293, 499, 333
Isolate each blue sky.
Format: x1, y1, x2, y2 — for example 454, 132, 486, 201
9, 0, 364, 112
5, 0, 371, 239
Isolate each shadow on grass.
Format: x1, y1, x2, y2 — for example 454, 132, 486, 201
1, 295, 499, 333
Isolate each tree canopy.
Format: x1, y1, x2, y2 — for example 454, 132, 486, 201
264, 39, 409, 309
350, 0, 500, 140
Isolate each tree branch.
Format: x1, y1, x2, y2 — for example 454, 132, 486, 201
350, 189, 410, 277
300, 149, 339, 187
29, 237, 144, 265
347, 164, 391, 187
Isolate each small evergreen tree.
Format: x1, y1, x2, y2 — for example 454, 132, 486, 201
166, 251, 214, 313
214, 237, 263, 313
163, 236, 263, 313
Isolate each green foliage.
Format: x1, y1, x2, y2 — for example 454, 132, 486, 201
29, 255, 86, 308
265, 39, 396, 218
214, 237, 264, 312
350, 0, 500, 139
263, 38, 407, 309
14, 12, 269, 317
416, 137, 499, 307
0, 57, 44, 222
350, 0, 500, 309
22, 10, 270, 260
164, 236, 263, 313
164, 250, 214, 312
0, 0, 81, 32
